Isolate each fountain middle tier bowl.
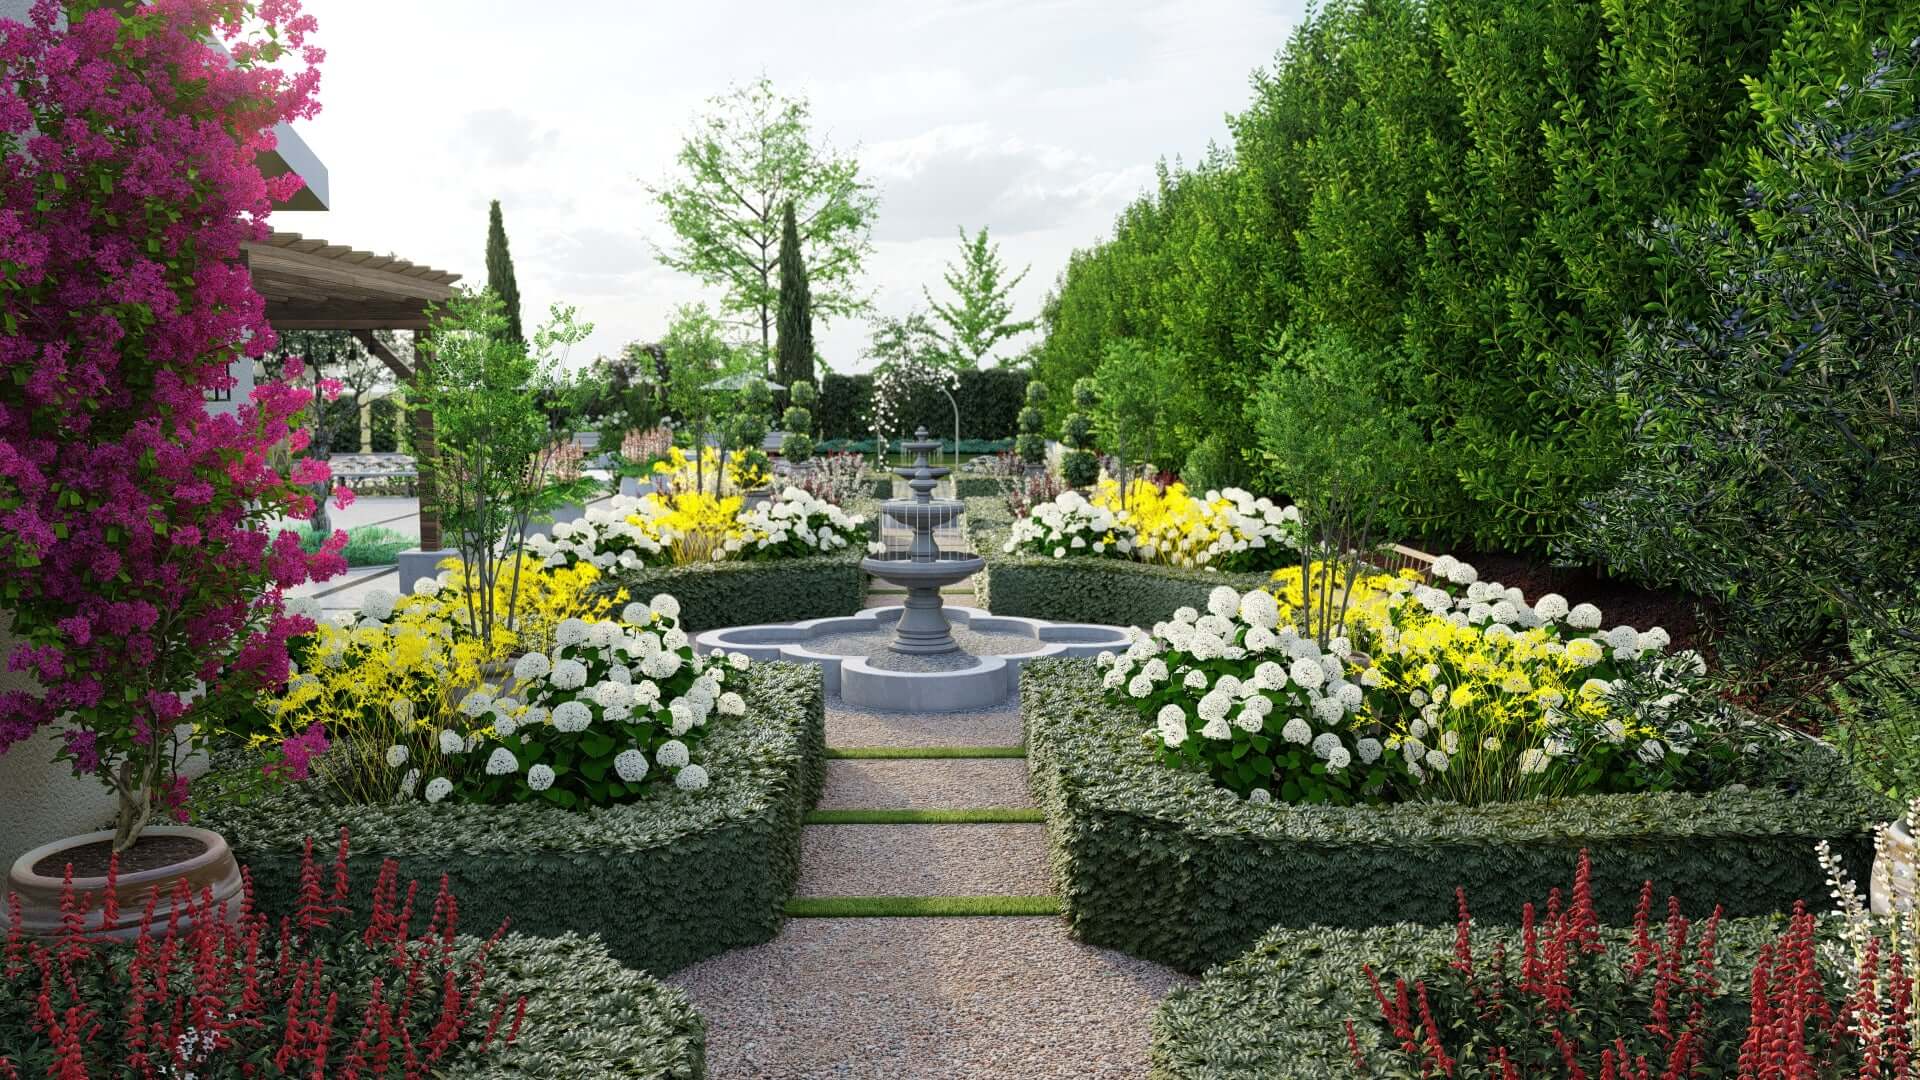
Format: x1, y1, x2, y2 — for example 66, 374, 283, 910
878, 498, 965, 530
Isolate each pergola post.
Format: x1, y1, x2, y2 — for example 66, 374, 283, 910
410, 327, 440, 552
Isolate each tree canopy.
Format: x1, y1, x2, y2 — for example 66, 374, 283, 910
924, 225, 1035, 368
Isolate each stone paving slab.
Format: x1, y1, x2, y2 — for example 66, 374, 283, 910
820, 758, 1033, 811
827, 694, 1023, 749
796, 824, 1051, 898
669, 916, 1190, 1080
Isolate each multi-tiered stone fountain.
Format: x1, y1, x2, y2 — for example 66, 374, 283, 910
861, 428, 987, 654
695, 427, 1129, 711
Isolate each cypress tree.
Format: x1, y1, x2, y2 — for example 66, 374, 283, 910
485, 199, 525, 348
775, 200, 814, 386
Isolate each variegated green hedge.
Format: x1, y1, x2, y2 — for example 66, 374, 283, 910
1023, 659, 1885, 974
205, 663, 825, 976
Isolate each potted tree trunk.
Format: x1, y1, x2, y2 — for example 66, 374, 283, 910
0, 2, 333, 937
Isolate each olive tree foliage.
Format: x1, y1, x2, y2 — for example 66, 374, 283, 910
652, 76, 877, 361
923, 225, 1036, 368
1570, 37, 1920, 703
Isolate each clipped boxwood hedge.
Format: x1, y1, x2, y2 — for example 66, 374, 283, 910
1022, 659, 1886, 974
1148, 916, 1802, 1079
595, 550, 867, 632
464, 931, 705, 1078
204, 663, 825, 976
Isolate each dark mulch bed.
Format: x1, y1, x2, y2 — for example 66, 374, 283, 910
1454, 551, 1707, 653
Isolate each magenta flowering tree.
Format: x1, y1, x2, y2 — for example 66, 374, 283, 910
0, 0, 341, 852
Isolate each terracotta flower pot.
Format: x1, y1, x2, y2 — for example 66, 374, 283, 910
1872, 816, 1916, 916
6, 826, 243, 941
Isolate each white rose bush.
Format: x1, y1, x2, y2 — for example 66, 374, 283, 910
384, 593, 749, 809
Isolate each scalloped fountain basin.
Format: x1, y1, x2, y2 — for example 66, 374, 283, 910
694, 605, 1131, 712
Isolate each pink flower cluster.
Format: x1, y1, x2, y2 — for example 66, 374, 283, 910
0, 1, 332, 816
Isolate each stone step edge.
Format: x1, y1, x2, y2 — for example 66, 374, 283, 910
783, 895, 1060, 918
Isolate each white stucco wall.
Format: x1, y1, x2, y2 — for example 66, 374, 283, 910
0, 614, 115, 875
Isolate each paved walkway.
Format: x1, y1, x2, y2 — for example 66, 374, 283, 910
667, 693, 1189, 1079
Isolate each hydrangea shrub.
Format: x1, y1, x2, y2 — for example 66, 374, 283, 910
0, 0, 340, 849
1005, 483, 1299, 572
527, 486, 867, 571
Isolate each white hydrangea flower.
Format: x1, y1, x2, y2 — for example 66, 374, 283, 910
668, 698, 697, 736
1606, 625, 1640, 651
621, 602, 650, 625
1567, 603, 1603, 630
359, 589, 398, 622
1127, 674, 1153, 698
1200, 714, 1233, 740
1355, 737, 1382, 764
674, 764, 710, 791
1336, 683, 1364, 708
1156, 704, 1188, 747
663, 627, 690, 651
460, 691, 495, 719
555, 618, 590, 646
385, 744, 409, 768
493, 714, 519, 738
729, 652, 750, 671
1173, 606, 1199, 624
1519, 748, 1549, 774
1311, 732, 1341, 760
1440, 730, 1461, 754
718, 691, 746, 716
1183, 669, 1209, 691
437, 729, 464, 755
424, 776, 453, 803
527, 764, 555, 791
649, 594, 681, 620
552, 700, 593, 733
1637, 739, 1666, 763
1566, 638, 1604, 667
399, 769, 419, 797
1281, 717, 1312, 744
550, 659, 589, 691
1601, 718, 1628, 743
514, 652, 552, 682
1247, 787, 1273, 805
1425, 748, 1450, 773
657, 739, 691, 768
642, 651, 683, 679
1534, 593, 1569, 621
591, 681, 634, 709
1490, 601, 1519, 625
1233, 706, 1265, 733
1312, 696, 1345, 724
614, 749, 649, 782
1444, 560, 1478, 585
485, 747, 518, 775
1289, 657, 1325, 690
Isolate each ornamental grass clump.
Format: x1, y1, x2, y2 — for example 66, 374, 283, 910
0, 830, 524, 1078
1350, 851, 1916, 1078
0, 0, 343, 852
384, 594, 745, 810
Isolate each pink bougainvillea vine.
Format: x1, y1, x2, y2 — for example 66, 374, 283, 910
0, 0, 337, 848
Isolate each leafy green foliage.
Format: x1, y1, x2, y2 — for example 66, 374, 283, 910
811, 369, 1029, 441
595, 548, 867, 632
298, 524, 412, 566
1021, 658, 1884, 974
653, 76, 876, 358
1035, 0, 1903, 552
1570, 37, 1920, 694
923, 225, 1037, 367
203, 663, 825, 977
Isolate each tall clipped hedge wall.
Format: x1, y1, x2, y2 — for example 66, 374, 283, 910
204, 663, 826, 976
596, 550, 867, 632
460, 932, 705, 1078
1033, 0, 1909, 552
814, 368, 1028, 440
1022, 660, 1885, 975
1148, 917, 1806, 1079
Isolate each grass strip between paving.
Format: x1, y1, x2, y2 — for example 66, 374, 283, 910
784, 895, 1062, 918
827, 746, 1026, 759
805, 808, 1044, 825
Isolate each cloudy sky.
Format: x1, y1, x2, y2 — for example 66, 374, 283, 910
276, 0, 1307, 372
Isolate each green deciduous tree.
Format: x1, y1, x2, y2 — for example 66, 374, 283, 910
653, 76, 877, 362
484, 199, 525, 348
659, 302, 753, 494
775, 200, 815, 387
925, 225, 1035, 368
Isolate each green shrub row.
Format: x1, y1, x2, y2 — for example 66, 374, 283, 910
594, 549, 867, 632
203, 663, 826, 976
1021, 660, 1886, 974
814, 369, 1028, 441
464, 932, 705, 1078
1147, 917, 1799, 1079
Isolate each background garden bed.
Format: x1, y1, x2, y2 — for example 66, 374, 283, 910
462, 931, 706, 1078
1146, 916, 1798, 1080
1022, 660, 1886, 974
596, 550, 867, 632
204, 663, 825, 976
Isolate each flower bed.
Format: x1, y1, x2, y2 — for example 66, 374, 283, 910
1021, 658, 1884, 974
201, 661, 825, 976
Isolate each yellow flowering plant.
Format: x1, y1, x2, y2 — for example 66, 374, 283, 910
1094, 479, 1301, 573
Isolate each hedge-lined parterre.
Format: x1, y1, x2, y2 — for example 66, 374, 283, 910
1146, 916, 1804, 1080
201, 663, 825, 975
593, 549, 868, 632
1021, 659, 1886, 973
973, 524, 1268, 628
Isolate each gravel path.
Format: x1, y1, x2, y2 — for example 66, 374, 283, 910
828, 693, 1023, 748
820, 759, 1034, 811
806, 625, 1041, 658
668, 916, 1190, 1079
797, 824, 1052, 897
